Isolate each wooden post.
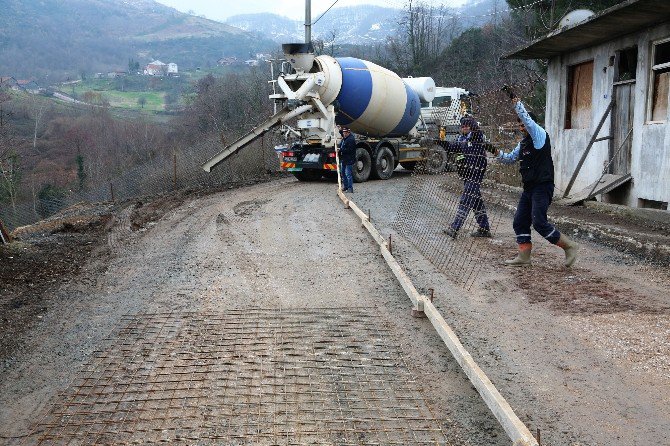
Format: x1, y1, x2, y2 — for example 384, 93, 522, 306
173, 152, 177, 189
0, 218, 11, 244
261, 135, 266, 173
563, 99, 614, 198
110, 182, 115, 202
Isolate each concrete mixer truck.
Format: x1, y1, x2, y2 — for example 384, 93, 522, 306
202, 43, 468, 181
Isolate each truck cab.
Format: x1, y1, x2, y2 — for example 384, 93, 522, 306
420, 87, 470, 141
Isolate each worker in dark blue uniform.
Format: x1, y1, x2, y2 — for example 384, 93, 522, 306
443, 116, 492, 238
497, 97, 578, 267
337, 126, 356, 193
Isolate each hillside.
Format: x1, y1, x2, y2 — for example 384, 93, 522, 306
226, 6, 401, 45
0, 0, 277, 81
226, 0, 506, 45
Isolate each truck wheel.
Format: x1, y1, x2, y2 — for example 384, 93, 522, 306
372, 147, 395, 180
352, 148, 371, 183
424, 144, 447, 174
293, 170, 322, 181
400, 161, 417, 171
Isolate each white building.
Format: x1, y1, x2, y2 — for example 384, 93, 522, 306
506, 0, 670, 210
167, 63, 178, 75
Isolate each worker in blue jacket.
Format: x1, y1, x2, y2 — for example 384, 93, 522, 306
443, 116, 492, 238
337, 126, 356, 193
497, 96, 578, 267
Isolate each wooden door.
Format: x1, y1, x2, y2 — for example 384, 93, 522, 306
610, 81, 635, 174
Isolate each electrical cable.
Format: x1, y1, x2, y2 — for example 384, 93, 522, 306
312, 0, 340, 25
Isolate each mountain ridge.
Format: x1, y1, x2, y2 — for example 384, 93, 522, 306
0, 0, 275, 81
225, 0, 505, 45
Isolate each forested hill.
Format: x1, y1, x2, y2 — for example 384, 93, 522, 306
0, 0, 276, 81
226, 0, 505, 45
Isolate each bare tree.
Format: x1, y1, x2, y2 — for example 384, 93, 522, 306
0, 93, 22, 209
28, 93, 50, 153
381, 0, 454, 76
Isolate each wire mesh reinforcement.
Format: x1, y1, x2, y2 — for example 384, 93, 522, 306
21, 308, 450, 446
393, 83, 536, 289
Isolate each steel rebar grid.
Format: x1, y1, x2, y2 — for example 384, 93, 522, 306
22, 308, 451, 445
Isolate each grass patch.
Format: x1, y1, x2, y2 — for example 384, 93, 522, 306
103, 91, 165, 111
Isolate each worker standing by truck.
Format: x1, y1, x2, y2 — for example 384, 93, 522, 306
337, 126, 356, 193
497, 95, 578, 267
442, 116, 492, 239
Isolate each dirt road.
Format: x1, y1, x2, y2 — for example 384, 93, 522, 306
1, 174, 668, 445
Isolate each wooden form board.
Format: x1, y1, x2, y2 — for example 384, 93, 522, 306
0, 218, 10, 244
556, 173, 632, 206
337, 189, 539, 446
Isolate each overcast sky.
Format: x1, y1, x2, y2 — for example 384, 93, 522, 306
154, 0, 470, 22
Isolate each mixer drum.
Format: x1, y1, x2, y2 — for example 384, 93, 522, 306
315, 57, 421, 138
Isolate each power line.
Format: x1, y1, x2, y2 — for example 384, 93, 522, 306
312, 0, 340, 25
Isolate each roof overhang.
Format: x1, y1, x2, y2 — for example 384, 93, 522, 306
505, 0, 670, 60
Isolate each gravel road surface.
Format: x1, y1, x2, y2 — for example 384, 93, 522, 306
1, 173, 668, 445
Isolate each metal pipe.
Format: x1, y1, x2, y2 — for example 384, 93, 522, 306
305, 0, 311, 44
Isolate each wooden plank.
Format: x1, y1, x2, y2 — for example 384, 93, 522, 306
555, 173, 632, 206
0, 218, 10, 244
337, 190, 539, 446
423, 301, 539, 446
612, 83, 635, 174
563, 98, 614, 198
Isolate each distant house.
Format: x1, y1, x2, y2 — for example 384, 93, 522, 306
144, 60, 178, 76
17, 80, 40, 93
0, 76, 18, 90
217, 57, 239, 66
93, 72, 105, 79
144, 60, 167, 76
245, 59, 260, 67
107, 70, 127, 78
505, 0, 670, 210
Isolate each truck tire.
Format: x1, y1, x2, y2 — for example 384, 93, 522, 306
424, 144, 448, 174
293, 170, 322, 181
352, 148, 371, 183
400, 161, 417, 171
372, 147, 395, 180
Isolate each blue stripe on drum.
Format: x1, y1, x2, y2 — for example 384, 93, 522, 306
389, 83, 420, 136
335, 57, 372, 125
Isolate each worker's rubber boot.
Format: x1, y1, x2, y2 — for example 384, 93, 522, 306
556, 234, 578, 267
505, 243, 532, 267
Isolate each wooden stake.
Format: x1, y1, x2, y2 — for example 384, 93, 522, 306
173, 153, 177, 189
0, 218, 11, 244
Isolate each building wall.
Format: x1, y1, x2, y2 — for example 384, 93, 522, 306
546, 22, 670, 208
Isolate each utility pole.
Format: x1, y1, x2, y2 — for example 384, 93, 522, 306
305, 0, 311, 44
